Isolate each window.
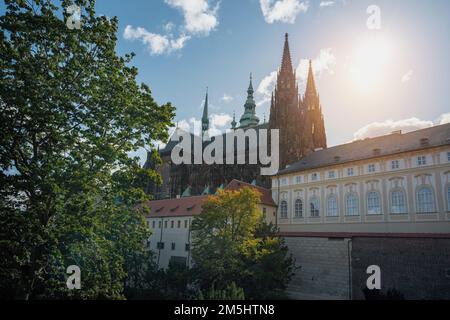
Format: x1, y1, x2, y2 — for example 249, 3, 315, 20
447, 185, 450, 211
296, 176, 302, 184
447, 152, 450, 162
171, 220, 174, 228
152, 221, 156, 228
281, 178, 287, 186
311, 173, 318, 181
367, 191, 381, 215
328, 171, 335, 179
417, 156, 426, 166
146, 221, 150, 227
310, 197, 320, 217
185, 243, 190, 251
177, 220, 181, 228
294, 199, 303, 218
368, 164, 376, 173
184, 220, 188, 228
327, 195, 338, 217
280, 201, 288, 219
164, 221, 168, 228
416, 186, 435, 213
391, 160, 399, 170
157, 242, 164, 250
158, 221, 162, 228
346, 193, 359, 216
347, 168, 354, 176
390, 189, 406, 214
171, 242, 176, 251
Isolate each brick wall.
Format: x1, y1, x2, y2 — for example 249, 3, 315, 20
284, 237, 350, 300
351, 237, 450, 300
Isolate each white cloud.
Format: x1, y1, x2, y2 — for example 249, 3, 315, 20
401, 70, 413, 83
260, 0, 309, 24
437, 113, 450, 125
211, 113, 232, 127
353, 117, 435, 140
165, 0, 219, 35
124, 0, 219, 55
123, 25, 191, 55
221, 94, 233, 103
256, 71, 277, 106
319, 1, 335, 7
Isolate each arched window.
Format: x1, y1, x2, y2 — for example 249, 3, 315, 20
416, 186, 435, 213
390, 189, 406, 214
294, 199, 303, 218
346, 193, 359, 216
280, 201, 288, 219
367, 191, 381, 215
327, 195, 338, 217
310, 197, 320, 217
447, 185, 450, 211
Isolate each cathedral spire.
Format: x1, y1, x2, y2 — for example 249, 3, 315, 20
239, 73, 260, 128
231, 111, 237, 129
305, 60, 318, 98
280, 33, 293, 73
202, 87, 209, 140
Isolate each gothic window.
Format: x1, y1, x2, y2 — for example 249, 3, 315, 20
367, 191, 381, 215
416, 186, 435, 213
390, 189, 406, 214
310, 197, 320, 217
346, 193, 359, 216
280, 201, 288, 219
294, 199, 303, 218
327, 195, 338, 217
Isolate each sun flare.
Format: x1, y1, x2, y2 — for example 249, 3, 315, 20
349, 35, 394, 93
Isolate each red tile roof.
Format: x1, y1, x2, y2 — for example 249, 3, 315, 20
225, 179, 276, 207
140, 180, 276, 218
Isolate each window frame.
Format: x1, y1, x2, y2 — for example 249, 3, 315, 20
346, 193, 359, 216
280, 200, 288, 219
367, 191, 382, 215
416, 186, 435, 214
310, 196, 320, 217
390, 188, 407, 214
294, 198, 303, 218
326, 195, 338, 217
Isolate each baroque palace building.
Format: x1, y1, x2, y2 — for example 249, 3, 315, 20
144, 34, 326, 199
272, 124, 450, 299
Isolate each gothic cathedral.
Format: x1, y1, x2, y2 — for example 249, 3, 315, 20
145, 34, 327, 199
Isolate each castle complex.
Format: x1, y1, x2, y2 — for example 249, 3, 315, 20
144, 34, 327, 199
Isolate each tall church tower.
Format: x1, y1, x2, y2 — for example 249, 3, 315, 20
269, 33, 327, 169
302, 60, 327, 152
269, 33, 301, 169
201, 88, 209, 141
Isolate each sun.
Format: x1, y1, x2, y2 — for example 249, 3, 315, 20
349, 35, 394, 93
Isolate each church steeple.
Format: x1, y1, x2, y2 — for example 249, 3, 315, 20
202, 88, 209, 140
281, 33, 293, 74
239, 73, 260, 128
231, 111, 237, 129
305, 60, 318, 99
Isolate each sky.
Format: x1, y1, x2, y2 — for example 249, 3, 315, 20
3, 0, 450, 165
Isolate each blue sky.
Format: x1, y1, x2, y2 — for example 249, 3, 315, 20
3, 0, 450, 165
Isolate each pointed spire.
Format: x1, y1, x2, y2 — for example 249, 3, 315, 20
202, 87, 209, 140
305, 60, 317, 97
248, 72, 254, 95
239, 73, 260, 128
281, 33, 293, 73
231, 111, 237, 129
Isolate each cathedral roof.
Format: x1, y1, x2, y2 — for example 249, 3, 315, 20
278, 123, 450, 175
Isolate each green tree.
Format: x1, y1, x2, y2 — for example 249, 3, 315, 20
191, 188, 296, 300
0, 0, 174, 299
